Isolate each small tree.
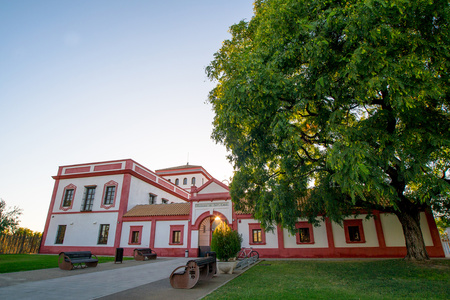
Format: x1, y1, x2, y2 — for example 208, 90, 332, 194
0, 199, 22, 233
211, 222, 242, 261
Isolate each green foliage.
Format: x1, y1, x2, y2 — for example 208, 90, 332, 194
207, 0, 450, 259
0, 254, 133, 273
0, 199, 22, 233
211, 222, 242, 261
14, 227, 42, 237
435, 217, 450, 234
204, 259, 450, 299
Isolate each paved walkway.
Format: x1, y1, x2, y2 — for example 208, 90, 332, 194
0, 257, 247, 300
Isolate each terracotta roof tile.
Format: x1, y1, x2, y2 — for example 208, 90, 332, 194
123, 203, 190, 217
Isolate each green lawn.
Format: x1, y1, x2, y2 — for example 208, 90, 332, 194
0, 254, 133, 273
205, 259, 450, 300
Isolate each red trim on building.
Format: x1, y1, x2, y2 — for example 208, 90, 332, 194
149, 217, 156, 249
114, 174, 131, 249
195, 178, 229, 193
277, 225, 285, 251
190, 192, 231, 201
135, 165, 157, 181
158, 178, 175, 191
425, 210, 446, 256
40, 179, 61, 252
100, 180, 119, 209
169, 225, 185, 245
295, 221, 315, 244
325, 217, 335, 251
343, 219, 366, 243
128, 226, 143, 245
249, 223, 266, 245
373, 211, 386, 248
94, 163, 123, 172
65, 166, 91, 174
59, 184, 76, 211
193, 211, 229, 230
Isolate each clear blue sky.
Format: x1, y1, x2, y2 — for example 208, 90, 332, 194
0, 0, 255, 232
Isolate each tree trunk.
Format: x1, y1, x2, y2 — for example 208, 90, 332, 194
395, 209, 430, 261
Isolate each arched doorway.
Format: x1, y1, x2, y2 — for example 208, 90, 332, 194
198, 216, 222, 257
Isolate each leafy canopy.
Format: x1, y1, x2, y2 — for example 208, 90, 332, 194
207, 0, 450, 233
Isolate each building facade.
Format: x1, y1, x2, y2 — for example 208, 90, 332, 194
40, 159, 445, 258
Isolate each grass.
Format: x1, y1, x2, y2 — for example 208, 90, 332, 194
204, 259, 450, 300
0, 254, 133, 273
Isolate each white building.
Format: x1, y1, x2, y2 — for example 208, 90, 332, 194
40, 159, 445, 258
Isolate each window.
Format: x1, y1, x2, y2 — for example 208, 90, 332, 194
162, 198, 168, 204
168, 179, 171, 182
296, 222, 314, 244
183, 178, 187, 185
249, 223, 266, 245
299, 228, 311, 242
149, 193, 157, 204
172, 231, 181, 243
81, 186, 96, 211
344, 219, 366, 243
169, 225, 184, 245
253, 229, 262, 243
60, 184, 76, 211
55, 225, 67, 244
63, 189, 74, 207
175, 178, 179, 185
131, 231, 139, 243
101, 181, 118, 209
103, 186, 115, 205
98, 224, 110, 244
191, 177, 196, 185
348, 226, 360, 241
128, 226, 143, 245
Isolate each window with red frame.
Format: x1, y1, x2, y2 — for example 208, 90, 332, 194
249, 223, 266, 245
344, 219, 365, 243
296, 222, 314, 244
170, 225, 184, 245
128, 226, 143, 245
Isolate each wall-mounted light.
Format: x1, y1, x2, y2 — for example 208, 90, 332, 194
215, 216, 221, 221
93, 222, 97, 224
70, 222, 74, 225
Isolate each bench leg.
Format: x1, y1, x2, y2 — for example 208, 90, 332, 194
170, 262, 200, 289
86, 262, 98, 268
58, 254, 74, 270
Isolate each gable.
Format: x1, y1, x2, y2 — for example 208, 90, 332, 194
197, 180, 229, 194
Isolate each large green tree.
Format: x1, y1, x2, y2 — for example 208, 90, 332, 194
207, 0, 450, 260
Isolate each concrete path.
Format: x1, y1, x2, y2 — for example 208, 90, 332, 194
0, 257, 246, 300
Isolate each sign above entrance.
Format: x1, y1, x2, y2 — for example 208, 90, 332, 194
194, 202, 229, 208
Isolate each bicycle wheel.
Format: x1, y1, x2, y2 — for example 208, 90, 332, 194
249, 250, 259, 259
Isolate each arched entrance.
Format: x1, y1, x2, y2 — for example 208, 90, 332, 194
198, 216, 222, 257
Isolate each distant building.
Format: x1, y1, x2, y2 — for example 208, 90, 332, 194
40, 159, 445, 258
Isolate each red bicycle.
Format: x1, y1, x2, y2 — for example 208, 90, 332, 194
237, 247, 259, 260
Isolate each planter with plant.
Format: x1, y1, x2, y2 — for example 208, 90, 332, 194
210, 222, 242, 274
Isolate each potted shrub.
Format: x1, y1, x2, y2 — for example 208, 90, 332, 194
211, 222, 242, 274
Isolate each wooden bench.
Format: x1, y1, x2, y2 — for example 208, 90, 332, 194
134, 248, 157, 261
58, 251, 99, 270
170, 252, 217, 289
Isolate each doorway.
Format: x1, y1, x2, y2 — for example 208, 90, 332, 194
198, 216, 222, 257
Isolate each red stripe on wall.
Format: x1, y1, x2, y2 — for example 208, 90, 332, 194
94, 163, 123, 171
158, 179, 175, 191
135, 166, 157, 181
65, 166, 91, 174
